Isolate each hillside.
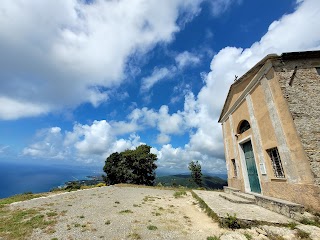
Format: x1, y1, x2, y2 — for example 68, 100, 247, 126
155, 174, 227, 189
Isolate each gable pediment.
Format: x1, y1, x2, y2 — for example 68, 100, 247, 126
218, 54, 278, 123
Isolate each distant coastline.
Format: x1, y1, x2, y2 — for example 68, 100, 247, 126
0, 161, 102, 199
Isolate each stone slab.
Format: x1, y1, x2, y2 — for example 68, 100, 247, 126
219, 193, 255, 204
193, 190, 292, 224
232, 191, 256, 201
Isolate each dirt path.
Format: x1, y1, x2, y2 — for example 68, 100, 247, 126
10, 186, 225, 240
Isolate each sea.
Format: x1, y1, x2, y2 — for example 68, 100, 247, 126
0, 161, 103, 199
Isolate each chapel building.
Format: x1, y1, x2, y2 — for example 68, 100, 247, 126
218, 50, 320, 211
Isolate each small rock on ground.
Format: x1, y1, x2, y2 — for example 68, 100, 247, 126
296, 224, 320, 240
261, 225, 296, 240
220, 232, 247, 240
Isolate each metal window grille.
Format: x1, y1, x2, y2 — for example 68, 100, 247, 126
267, 147, 285, 178
231, 159, 237, 177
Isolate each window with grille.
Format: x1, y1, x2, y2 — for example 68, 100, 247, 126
231, 159, 237, 177
267, 147, 285, 178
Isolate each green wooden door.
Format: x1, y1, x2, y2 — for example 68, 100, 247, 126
243, 141, 261, 193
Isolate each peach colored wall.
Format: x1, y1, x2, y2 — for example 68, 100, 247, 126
220, 59, 320, 211
250, 82, 279, 179
228, 76, 252, 112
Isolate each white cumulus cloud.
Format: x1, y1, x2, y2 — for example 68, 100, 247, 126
21, 0, 320, 173
0, 0, 203, 120
140, 67, 175, 92
175, 51, 201, 69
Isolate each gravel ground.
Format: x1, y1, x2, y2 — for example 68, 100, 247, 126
8, 186, 320, 240
10, 186, 226, 240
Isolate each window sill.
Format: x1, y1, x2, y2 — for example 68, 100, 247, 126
270, 178, 287, 182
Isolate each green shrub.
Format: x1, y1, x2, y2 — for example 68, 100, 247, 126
65, 182, 81, 191
173, 190, 187, 198
147, 225, 158, 230
95, 183, 106, 187
221, 213, 241, 229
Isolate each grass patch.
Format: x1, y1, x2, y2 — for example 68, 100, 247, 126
119, 209, 133, 214
147, 225, 158, 230
286, 221, 298, 230
46, 211, 58, 217
173, 190, 187, 198
296, 229, 311, 240
244, 232, 252, 240
300, 217, 320, 227
0, 207, 57, 240
0, 192, 44, 206
207, 236, 220, 240
128, 232, 141, 239
143, 196, 157, 202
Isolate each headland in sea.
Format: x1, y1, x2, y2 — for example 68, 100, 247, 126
0, 160, 102, 199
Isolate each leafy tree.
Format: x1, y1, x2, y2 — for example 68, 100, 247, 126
103, 145, 157, 186
188, 160, 203, 187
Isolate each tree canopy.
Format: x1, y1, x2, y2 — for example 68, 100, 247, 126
103, 145, 157, 186
188, 160, 203, 187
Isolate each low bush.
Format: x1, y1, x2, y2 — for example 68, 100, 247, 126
173, 190, 187, 198
220, 213, 241, 229
147, 225, 158, 230
95, 183, 106, 187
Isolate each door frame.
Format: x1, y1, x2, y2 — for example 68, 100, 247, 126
238, 135, 262, 194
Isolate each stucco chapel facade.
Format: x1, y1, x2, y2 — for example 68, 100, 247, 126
218, 51, 320, 211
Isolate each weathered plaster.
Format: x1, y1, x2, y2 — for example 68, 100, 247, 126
261, 76, 299, 183
246, 94, 268, 181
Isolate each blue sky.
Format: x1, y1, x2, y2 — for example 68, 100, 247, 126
0, 0, 319, 174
